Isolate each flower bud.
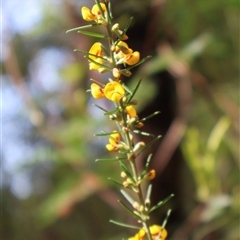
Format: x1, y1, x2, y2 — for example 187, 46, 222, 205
111, 23, 119, 31
133, 142, 145, 153
113, 68, 121, 79
147, 170, 156, 180
121, 171, 127, 178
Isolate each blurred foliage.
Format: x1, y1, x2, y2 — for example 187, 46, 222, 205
2, 0, 239, 240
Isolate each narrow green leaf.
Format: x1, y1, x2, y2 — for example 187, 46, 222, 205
74, 49, 111, 71
74, 49, 106, 61
104, 108, 119, 116
92, 104, 107, 113
122, 16, 133, 36
96, 157, 128, 162
162, 209, 172, 229
85, 55, 112, 71
127, 55, 152, 70
140, 111, 160, 122
119, 150, 131, 155
95, 131, 122, 136
136, 135, 162, 157
115, 17, 133, 46
66, 24, 100, 33
127, 78, 142, 104
78, 30, 107, 38
145, 184, 152, 203
110, 220, 140, 229
122, 83, 133, 95
150, 194, 174, 213
119, 162, 136, 184
118, 200, 141, 220
106, 0, 113, 22
108, 178, 123, 187
133, 130, 154, 137
95, 0, 105, 19
140, 154, 153, 179
120, 190, 135, 205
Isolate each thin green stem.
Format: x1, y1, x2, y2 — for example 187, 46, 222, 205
118, 103, 153, 240
101, 3, 154, 239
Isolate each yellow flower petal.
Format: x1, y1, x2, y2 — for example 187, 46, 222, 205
126, 105, 137, 118
106, 143, 116, 152
81, 6, 95, 21
88, 42, 104, 70
89, 42, 103, 61
128, 225, 167, 240
104, 82, 125, 102
128, 228, 145, 240
109, 132, 121, 143
90, 83, 104, 99
125, 51, 140, 65
150, 225, 167, 239
81, 3, 107, 22
106, 132, 121, 152
116, 41, 132, 54
92, 3, 107, 18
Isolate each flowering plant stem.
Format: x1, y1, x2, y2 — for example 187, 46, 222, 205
67, 1, 172, 239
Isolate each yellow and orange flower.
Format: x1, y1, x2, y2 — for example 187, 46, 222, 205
126, 105, 137, 118
128, 225, 167, 240
88, 42, 105, 72
81, 3, 107, 23
104, 81, 125, 102
114, 41, 140, 66
106, 132, 121, 152
90, 83, 104, 99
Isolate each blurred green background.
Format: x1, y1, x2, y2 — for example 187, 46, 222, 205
2, 0, 239, 239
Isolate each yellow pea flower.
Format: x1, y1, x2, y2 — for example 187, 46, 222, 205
116, 41, 133, 55
81, 3, 107, 22
126, 105, 137, 118
128, 228, 145, 240
150, 225, 167, 239
106, 132, 121, 152
128, 225, 167, 240
114, 41, 140, 66
104, 81, 125, 102
125, 51, 140, 65
88, 42, 104, 71
90, 83, 104, 99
